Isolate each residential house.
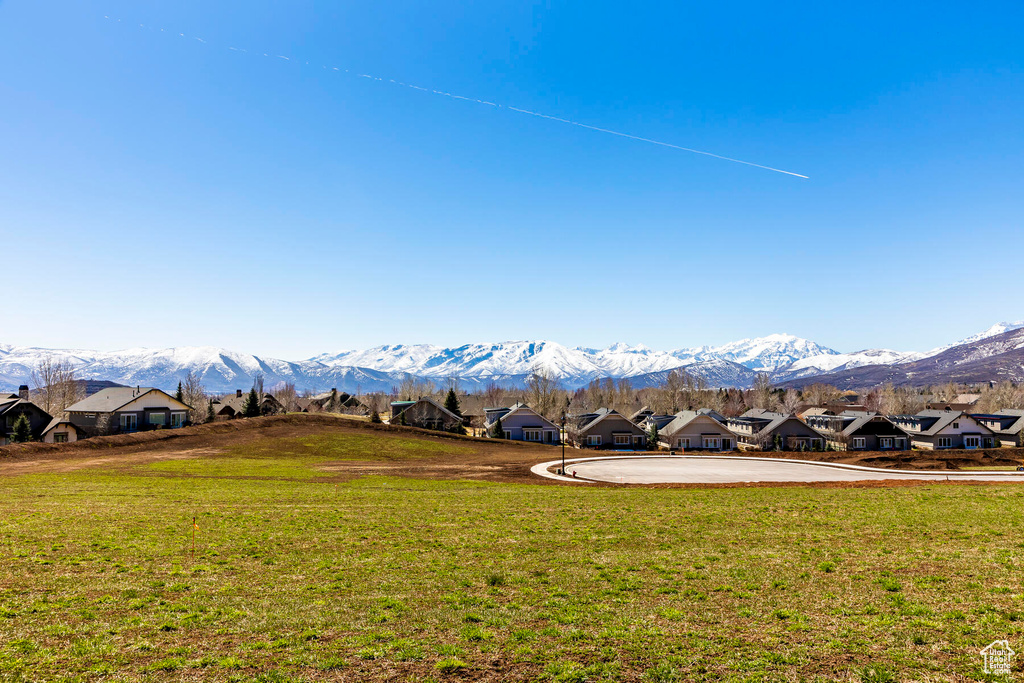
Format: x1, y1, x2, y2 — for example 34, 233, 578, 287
887, 409, 995, 450
0, 386, 53, 444
657, 410, 735, 451
65, 387, 192, 437
390, 397, 464, 432
804, 412, 910, 451
41, 418, 81, 444
971, 410, 1024, 447
210, 390, 283, 420
725, 409, 826, 451
306, 389, 365, 414
926, 393, 982, 412
572, 408, 647, 450
484, 402, 560, 444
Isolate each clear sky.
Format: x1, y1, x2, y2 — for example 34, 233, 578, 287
1, 1, 1022, 358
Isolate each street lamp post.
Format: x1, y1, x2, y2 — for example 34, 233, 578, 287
560, 413, 566, 475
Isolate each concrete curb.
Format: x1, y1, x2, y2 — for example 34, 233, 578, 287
529, 454, 1024, 484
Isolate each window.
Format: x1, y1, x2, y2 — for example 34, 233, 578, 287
880, 437, 892, 449
54, 433, 68, 443
852, 437, 866, 449
614, 434, 630, 446
120, 414, 137, 432
677, 437, 690, 449
524, 429, 541, 442
952, 422, 959, 429
937, 436, 952, 448
170, 412, 185, 427
703, 437, 720, 450
587, 435, 602, 446
964, 436, 980, 449
149, 412, 166, 426
503, 431, 511, 440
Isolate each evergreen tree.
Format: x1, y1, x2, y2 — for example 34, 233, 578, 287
491, 416, 504, 439
207, 400, 215, 423
399, 411, 407, 426
370, 410, 382, 424
243, 388, 261, 418
443, 388, 462, 417
175, 381, 183, 403
773, 433, 784, 451
11, 413, 31, 443
647, 423, 659, 451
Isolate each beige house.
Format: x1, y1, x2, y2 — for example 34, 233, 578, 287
65, 387, 192, 437
658, 410, 734, 451
41, 418, 81, 444
887, 410, 995, 450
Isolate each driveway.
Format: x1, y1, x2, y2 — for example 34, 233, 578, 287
531, 455, 1024, 484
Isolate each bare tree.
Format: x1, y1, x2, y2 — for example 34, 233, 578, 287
749, 373, 778, 411
397, 375, 436, 401
180, 371, 208, 424
275, 382, 299, 413
525, 367, 562, 419
781, 388, 801, 415
802, 383, 843, 407
31, 356, 83, 416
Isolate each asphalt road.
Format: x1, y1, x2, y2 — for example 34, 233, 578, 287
532, 455, 1024, 484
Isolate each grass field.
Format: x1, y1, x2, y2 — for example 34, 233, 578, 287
2, 427, 1023, 681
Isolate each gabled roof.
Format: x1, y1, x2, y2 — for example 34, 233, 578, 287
66, 387, 191, 413
41, 417, 78, 436
0, 396, 50, 419
888, 410, 992, 436
972, 409, 1024, 435
392, 396, 462, 424
484, 403, 558, 429
660, 410, 730, 437
730, 410, 823, 438
578, 409, 643, 434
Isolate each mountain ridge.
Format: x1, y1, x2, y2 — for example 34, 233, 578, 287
1, 322, 1020, 394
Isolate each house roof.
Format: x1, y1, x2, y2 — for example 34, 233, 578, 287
730, 410, 823, 438
659, 410, 729, 437
484, 403, 558, 429
579, 409, 643, 434
0, 396, 50, 420
41, 417, 78, 435
66, 387, 191, 413
392, 396, 462, 424
970, 409, 1024, 435
888, 410, 991, 436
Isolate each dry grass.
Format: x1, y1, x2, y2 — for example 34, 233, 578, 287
1, 424, 1023, 681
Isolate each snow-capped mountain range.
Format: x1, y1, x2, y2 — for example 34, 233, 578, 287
1, 322, 1022, 394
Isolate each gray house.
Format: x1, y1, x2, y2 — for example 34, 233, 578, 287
484, 403, 560, 444
572, 409, 647, 450
888, 410, 995, 450
390, 397, 464, 432
970, 410, 1024, 448
804, 412, 910, 451
0, 386, 53, 444
726, 409, 825, 451
658, 410, 734, 451
65, 387, 192, 437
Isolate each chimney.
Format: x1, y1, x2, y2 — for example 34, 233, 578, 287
236, 389, 243, 398
18, 385, 28, 401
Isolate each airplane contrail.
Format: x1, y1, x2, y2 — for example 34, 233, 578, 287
103, 15, 808, 179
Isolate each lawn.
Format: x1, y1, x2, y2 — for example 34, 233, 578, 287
1, 432, 1022, 681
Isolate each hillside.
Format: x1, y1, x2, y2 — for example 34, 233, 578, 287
781, 327, 1024, 389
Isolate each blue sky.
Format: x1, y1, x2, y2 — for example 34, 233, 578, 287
1, 1, 1022, 358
